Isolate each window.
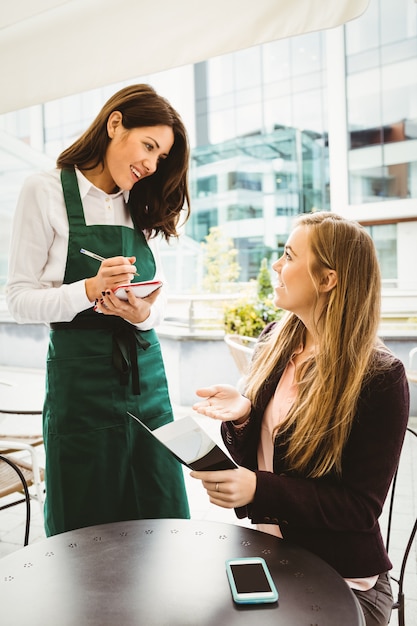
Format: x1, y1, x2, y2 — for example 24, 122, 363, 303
234, 237, 269, 281
196, 176, 218, 197
227, 204, 262, 221
365, 223, 397, 284
345, 0, 417, 203
185, 209, 218, 242
227, 172, 262, 192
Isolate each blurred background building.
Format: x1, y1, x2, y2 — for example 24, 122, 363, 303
0, 0, 416, 300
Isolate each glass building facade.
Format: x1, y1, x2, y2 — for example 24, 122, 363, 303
342, 0, 417, 293
189, 33, 329, 280
0, 0, 416, 296
345, 0, 417, 205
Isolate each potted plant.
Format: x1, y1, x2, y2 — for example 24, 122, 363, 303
224, 258, 283, 339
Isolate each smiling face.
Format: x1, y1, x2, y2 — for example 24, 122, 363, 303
102, 112, 174, 192
272, 224, 338, 330
272, 225, 323, 325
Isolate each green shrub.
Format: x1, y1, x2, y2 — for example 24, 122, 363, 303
223, 257, 283, 338
224, 296, 281, 338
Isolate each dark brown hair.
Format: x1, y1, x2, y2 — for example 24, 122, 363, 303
57, 84, 190, 240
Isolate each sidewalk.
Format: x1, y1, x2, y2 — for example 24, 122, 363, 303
1, 407, 416, 626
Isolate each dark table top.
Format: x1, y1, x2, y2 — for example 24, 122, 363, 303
0, 518, 365, 626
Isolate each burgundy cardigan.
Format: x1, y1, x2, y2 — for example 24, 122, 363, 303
222, 350, 409, 578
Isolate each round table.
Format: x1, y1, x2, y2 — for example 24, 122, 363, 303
0, 518, 365, 626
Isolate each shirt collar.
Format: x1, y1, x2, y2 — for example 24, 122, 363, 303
75, 167, 129, 202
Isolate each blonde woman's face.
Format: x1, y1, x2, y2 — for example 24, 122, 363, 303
272, 225, 319, 322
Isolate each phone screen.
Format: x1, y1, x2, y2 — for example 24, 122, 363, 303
230, 562, 272, 593
226, 557, 278, 604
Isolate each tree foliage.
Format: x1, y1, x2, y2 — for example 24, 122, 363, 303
201, 227, 241, 293
257, 257, 273, 300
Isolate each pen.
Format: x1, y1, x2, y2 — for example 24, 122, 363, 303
80, 248, 140, 276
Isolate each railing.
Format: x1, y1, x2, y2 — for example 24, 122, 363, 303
161, 290, 417, 336
164, 293, 242, 333
1, 288, 417, 335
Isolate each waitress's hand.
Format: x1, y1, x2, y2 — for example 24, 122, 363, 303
193, 385, 251, 424
190, 467, 257, 509
85, 255, 138, 301
94, 284, 161, 324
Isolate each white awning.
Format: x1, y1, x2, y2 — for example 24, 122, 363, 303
0, 0, 369, 114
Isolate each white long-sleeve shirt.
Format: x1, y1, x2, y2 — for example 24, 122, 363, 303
6, 168, 166, 330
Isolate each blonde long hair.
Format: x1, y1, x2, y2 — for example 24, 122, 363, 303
244, 212, 393, 477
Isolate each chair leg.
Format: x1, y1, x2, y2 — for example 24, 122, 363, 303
27, 446, 44, 514
398, 593, 405, 626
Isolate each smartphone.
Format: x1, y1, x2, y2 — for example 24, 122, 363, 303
225, 557, 279, 604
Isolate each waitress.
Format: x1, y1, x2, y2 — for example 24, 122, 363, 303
6, 84, 191, 536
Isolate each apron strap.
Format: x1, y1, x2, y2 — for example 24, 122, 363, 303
61, 168, 87, 228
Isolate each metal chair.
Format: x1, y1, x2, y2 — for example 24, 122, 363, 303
224, 334, 257, 376
406, 347, 417, 384
0, 453, 32, 546
385, 426, 417, 626
0, 417, 45, 546
0, 369, 46, 514
0, 432, 45, 513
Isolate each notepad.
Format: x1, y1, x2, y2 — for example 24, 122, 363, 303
127, 412, 238, 471
113, 280, 162, 300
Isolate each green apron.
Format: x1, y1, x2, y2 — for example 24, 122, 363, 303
43, 168, 189, 536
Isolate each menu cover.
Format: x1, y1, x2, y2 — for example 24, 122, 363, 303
113, 280, 162, 300
127, 412, 237, 471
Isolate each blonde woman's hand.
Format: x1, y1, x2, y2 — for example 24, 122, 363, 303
192, 385, 251, 423
190, 467, 256, 509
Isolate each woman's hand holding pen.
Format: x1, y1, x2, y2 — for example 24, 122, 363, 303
85, 255, 138, 301
193, 385, 251, 424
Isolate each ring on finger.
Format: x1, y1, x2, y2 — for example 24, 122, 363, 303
215, 482, 219, 492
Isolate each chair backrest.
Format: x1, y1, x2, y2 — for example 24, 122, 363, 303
0, 454, 31, 546
406, 347, 417, 383
385, 426, 417, 626
224, 334, 257, 376
0, 401, 45, 514
0, 431, 45, 514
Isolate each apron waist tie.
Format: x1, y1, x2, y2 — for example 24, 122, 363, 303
50, 316, 151, 395
112, 326, 150, 395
